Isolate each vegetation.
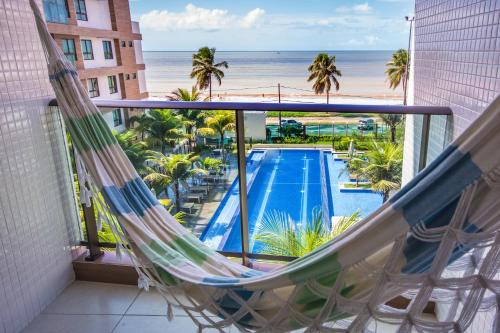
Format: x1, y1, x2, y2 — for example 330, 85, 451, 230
200, 111, 236, 149
130, 109, 184, 153
348, 141, 403, 202
114, 130, 150, 176
256, 209, 360, 257
144, 152, 206, 212
379, 114, 404, 143
385, 49, 409, 104
200, 157, 223, 174
307, 53, 342, 104
168, 87, 207, 148
190, 47, 228, 101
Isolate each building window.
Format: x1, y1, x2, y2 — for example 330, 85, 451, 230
112, 109, 122, 127
103, 41, 113, 59
74, 0, 87, 21
81, 39, 93, 60
129, 41, 133, 47
108, 76, 118, 94
132, 73, 137, 79
87, 78, 99, 97
61, 39, 77, 63
125, 74, 130, 80
42, 0, 69, 24
121, 41, 126, 47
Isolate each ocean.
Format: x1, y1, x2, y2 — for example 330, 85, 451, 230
144, 51, 403, 100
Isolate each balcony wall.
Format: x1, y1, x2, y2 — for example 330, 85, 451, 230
0, 1, 82, 332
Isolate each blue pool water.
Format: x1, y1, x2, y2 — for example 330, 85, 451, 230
200, 149, 382, 253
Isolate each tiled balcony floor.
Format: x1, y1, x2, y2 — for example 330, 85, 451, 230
21, 281, 232, 333
22, 281, 413, 333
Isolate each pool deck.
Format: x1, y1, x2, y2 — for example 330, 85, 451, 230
185, 157, 238, 237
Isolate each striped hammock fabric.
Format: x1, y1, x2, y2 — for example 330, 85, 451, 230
31, 1, 500, 332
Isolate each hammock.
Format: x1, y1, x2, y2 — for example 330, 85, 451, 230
31, 2, 500, 332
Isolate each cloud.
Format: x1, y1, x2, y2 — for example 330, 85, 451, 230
347, 35, 382, 46
337, 2, 373, 14
241, 8, 266, 28
139, 4, 265, 31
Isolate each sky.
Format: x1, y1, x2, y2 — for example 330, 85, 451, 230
129, 0, 414, 51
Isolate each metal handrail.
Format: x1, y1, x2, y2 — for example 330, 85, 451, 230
48, 98, 452, 115
50, 98, 452, 265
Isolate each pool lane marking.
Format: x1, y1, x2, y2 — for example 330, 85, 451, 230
300, 155, 310, 224
250, 153, 280, 250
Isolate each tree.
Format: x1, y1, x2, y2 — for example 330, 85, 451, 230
385, 49, 409, 104
168, 87, 207, 148
129, 113, 152, 141
255, 209, 360, 257
379, 114, 403, 143
133, 109, 184, 153
190, 47, 228, 101
201, 111, 236, 150
307, 53, 342, 104
357, 141, 403, 202
345, 157, 365, 186
200, 157, 223, 174
144, 152, 206, 212
113, 130, 150, 176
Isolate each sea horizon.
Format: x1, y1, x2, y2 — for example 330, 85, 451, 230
144, 50, 404, 102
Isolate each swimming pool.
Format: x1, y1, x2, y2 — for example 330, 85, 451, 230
200, 149, 382, 253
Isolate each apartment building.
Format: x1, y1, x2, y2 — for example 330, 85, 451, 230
42, 0, 148, 132
403, 0, 500, 184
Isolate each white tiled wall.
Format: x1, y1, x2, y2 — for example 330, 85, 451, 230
404, 0, 500, 182
0, 1, 81, 332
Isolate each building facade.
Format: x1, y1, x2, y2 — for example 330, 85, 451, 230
43, 0, 149, 131
403, 0, 500, 184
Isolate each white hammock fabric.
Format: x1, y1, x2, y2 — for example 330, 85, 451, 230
31, 1, 500, 332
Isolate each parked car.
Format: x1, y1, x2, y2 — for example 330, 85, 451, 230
357, 118, 375, 130
281, 119, 303, 128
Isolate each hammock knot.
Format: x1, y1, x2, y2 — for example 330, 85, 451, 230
137, 275, 150, 291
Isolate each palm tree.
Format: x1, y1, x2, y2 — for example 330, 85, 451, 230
113, 130, 150, 176
379, 114, 403, 143
385, 49, 409, 104
129, 113, 152, 140
168, 87, 207, 148
255, 209, 360, 257
133, 109, 184, 153
345, 157, 365, 186
145, 152, 206, 212
201, 111, 236, 149
190, 47, 228, 101
307, 53, 342, 104
356, 141, 403, 202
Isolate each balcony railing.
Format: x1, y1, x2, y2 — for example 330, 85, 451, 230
49, 99, 452, 265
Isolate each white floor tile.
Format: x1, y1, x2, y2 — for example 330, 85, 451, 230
113, 315, 233, 333
21, 314, 121, 333
43, 281, 140, 315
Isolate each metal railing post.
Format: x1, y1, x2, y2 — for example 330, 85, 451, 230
235, 110, 250, 266
418, 114, 431, 171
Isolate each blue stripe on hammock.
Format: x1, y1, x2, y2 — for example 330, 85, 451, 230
49, 68, 78, 80
391, 147, 482, 227
101, 177, 159, 216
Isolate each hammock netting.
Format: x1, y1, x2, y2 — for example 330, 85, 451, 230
31, 1, 500, 332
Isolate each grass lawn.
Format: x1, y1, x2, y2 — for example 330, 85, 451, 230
343, 183, 372, 189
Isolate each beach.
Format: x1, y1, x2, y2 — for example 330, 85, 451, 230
143, 50, 404, 105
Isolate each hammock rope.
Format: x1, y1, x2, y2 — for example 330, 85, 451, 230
30, 1, 500, 331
